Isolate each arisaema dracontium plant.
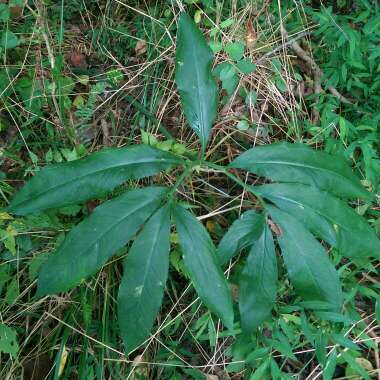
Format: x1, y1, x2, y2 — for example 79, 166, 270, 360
8, 13, 379, 354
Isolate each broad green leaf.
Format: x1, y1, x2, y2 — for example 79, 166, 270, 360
36, 187, 167, 296
239, 224, 277, 333
218, 210, 265, 265
174, 205, 233, 329
118, 204, 171, 353
175, 13, 218, 152
266, 205, 343, 311
224, 41, 245, 61
230, 142, 370, 200
257, 183, 380, 258
237, 59, 256, 74
9, 145, 182, 215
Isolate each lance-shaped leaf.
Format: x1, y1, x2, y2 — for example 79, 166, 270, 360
175, 13, 218, 152
230, 142, 370, 200
239, 224, 277, 333
36, 187, 167, 296
258, 183, 380, 258
118, 204, 171, 353
218, 210, 265, 265
9, 145, 182, 215
174, 205, 233, 329
266, 205, 343, 311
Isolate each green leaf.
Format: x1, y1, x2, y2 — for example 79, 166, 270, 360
224, 41, 245, 61
175, 13, 218, 152
174, 205, 233, 329
218, 210, 265, 265
0, 323, 19, 357
342, 351, 371, 380
0, 30, 18, 49
237, 59, 256, 74
9, 145, 182, 215
36, 187, 167, 296
239, 224, 277, 332
323, 349, 337, 380
118, 204, 171, 353
257, 183, 380, 258
230, 142, 370, 200
236, 120, 250, 131
266, 205, 343, 311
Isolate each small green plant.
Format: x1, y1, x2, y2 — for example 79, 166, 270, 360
8, 13, 380, 355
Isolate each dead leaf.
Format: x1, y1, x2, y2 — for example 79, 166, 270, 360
268, 219, 282, 236
58, 346, 68, 377
230, 283, 238, 302
10, 5, 23, 18
69, 50, 87, 68
135, 40, 147, 56
245, 19, 256, 49
206, 220, 215, 233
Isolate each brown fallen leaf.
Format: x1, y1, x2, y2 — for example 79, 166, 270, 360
230, 283, 238, 302
245, 19, 256, 50
268, 219, 282, 236
135, 40, 147, 56
69, 50, 87, 68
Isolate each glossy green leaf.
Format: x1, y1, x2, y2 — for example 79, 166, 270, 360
230, 142, 370, 200
258, 183, 380, 258
175, 13, 218, 152
266, 205, 343, 311
118, 204, 171, 353
239, 224, 277, 333
9, 145, 182, 215
36, 187, 167, 296
217, 210, 265, 265
174, 205, 233, 329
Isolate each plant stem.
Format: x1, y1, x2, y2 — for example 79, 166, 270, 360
202, 161, 266, 207
167, 160, 200, 198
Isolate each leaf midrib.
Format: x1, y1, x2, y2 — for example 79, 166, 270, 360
266, 193, 355, 235
131, 210, 168, 331
14, 157, 178, 207
235, 159, 361, 191
189, 31, 207, 143
281, 229, 326, 302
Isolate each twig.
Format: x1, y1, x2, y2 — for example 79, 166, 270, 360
280, 25, 352, 123
255, 31, 309, 65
